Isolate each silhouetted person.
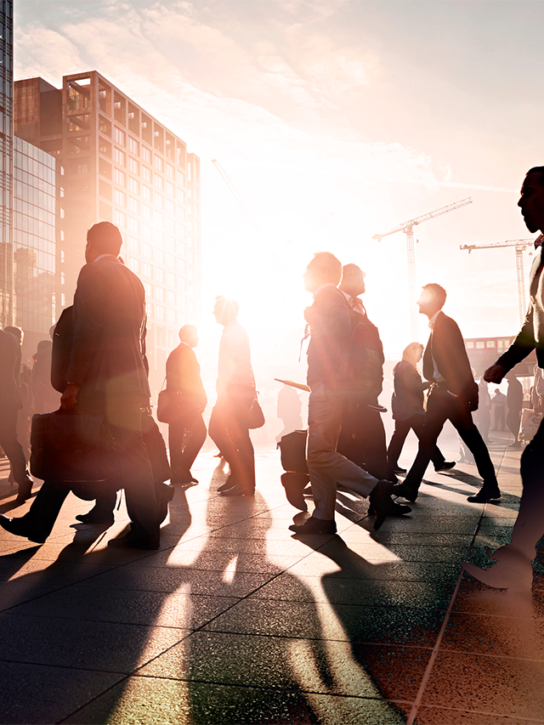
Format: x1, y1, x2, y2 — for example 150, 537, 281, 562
167, 324, 207, 487
0, 329, 33, 501
336, 263, 389, 480
465, 168, 544, 590
0, 222, 160, 549
393, 283, 500, 504
4, 326, 32, 481
276, 384, 303, 441
289, 252, 410, 535
386, 342, 453, 479
506, 373, 523, 449
208, 296, 256, 496
491, 388, 507, 430
32, 327, 60, 414
531, 363, 544, 413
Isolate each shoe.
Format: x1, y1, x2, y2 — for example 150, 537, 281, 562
393, 467, 407, 474
220, 484, 255, 497
435, 461, 456, 472
281, 472, 310, 512
391, 481, 418, 503
218, 475, 238, 493
171, 467, 199, 485
75, 510, 115, 526
369, 500, 412, 518
107, 532, 160, 550
462, 548, 533, 591
0, 514, 46, 544
370, 480, 411, 531
157, 484, 175, 524
467, 488, 501, 503
16, 475, 34, 502
289, 517, 337, 535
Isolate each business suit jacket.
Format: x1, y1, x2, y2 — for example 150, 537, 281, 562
307, 285, 351, 391
423, 311, 479, 409
497, 245, 544, 372
66, 256, 150, 413
0, 329, 22, 411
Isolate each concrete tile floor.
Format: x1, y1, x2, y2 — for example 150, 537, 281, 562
0, 427, 543, 724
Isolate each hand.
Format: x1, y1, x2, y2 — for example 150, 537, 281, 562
61, 383, 80, 410
484, 364, 505, 384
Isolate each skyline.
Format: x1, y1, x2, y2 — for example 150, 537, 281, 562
13, 0, 542, 357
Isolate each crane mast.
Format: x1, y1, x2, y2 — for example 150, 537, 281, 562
373, 197, 473, 340
460, 239, 535, 325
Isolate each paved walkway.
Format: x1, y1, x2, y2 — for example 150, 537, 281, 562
0, 428, 542, 725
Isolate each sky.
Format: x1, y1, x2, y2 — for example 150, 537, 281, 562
13, 0, 544, 369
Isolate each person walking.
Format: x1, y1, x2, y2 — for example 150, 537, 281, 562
288, 252, 410, 535
166, 324, 207, 487
209, 296, 257, 497
386, 342, 454, 479
0, 222, 161, 549
393, 283, 500, 504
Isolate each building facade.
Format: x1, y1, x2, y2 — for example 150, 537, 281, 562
14, 70, 201, 388
13, 135, 56, 358
0, 0, 13, 328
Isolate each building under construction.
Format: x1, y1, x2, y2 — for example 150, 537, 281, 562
14, 71, 201, 385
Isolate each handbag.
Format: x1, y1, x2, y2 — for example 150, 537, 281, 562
277, 429, 308, 473
157, 380, 206, 424
30, 410, 115, 482
248, 396, 265, 429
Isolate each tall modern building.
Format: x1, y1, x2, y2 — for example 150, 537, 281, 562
14, 70, 201, 387
0, 0, 13, 328
13, 135, 56, 358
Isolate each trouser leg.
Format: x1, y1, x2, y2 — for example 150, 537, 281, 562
410, 414, 446, 469
506, 410, 520, 439
307, 385, 378, 521
403, 391, 449, 491
0, 407, 29, 484
226, 392, 255, 492
168, 418, 187, 478
20, 481, 70, 540
508, 420, 544, 560
352, 404, 388, 480
179, 414, 207, 471
209, 402, 239, 472
450, 404, 497, 487
387, 419, 411, 473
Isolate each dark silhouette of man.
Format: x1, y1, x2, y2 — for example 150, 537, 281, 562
167, 324, 207, 486
336, 263, 389, 480
393, 283, 500, 504
208, 296, 256, 497
0, 329, 33, 501
289, 252, 410, 535
464, 168, 544, 590
506, 372, 523, 449
0, 222, 160, 549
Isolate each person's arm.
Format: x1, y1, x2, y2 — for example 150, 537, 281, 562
304, 291, 351, 339
486, 306, 536, 383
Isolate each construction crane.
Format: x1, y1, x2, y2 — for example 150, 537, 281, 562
211, 158, 265, 240
460, 239, 535, 325
372, 197, 473, 340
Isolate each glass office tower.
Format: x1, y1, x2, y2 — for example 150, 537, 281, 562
0, 0, 13, 328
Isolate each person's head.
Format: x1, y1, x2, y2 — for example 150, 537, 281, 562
4, 325, 23, 344
213, 296, 239, 327
178, 324, 199, 348
339, 263, 366, 297
519, 167, 544, 234
85, 222, 123, 263
402, 342, 424, 367
417, 283, 447, 318
303, 252, 342, 293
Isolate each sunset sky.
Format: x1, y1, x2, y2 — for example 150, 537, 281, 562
14, 0, 544, 366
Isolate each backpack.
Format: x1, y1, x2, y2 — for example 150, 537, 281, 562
345, 308, 385, 400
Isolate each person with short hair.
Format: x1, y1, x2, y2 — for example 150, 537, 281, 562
209, 296, 257, 496
166, 324, 207, 486
289, 252, 410, 535
393, 283, 500, 504
464, 168, 544, 589
0, 221, 161, 549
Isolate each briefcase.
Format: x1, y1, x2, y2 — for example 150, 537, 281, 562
277, 429, 308, 473
30, 410, 115, 482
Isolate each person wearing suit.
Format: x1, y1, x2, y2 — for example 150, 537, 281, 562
167, 324, 207, 486
0, 329, 33, 501
464, 168, 544, 590
289, 252, 410, 535
0, 222, 161, 549
393, 283, 500, 504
